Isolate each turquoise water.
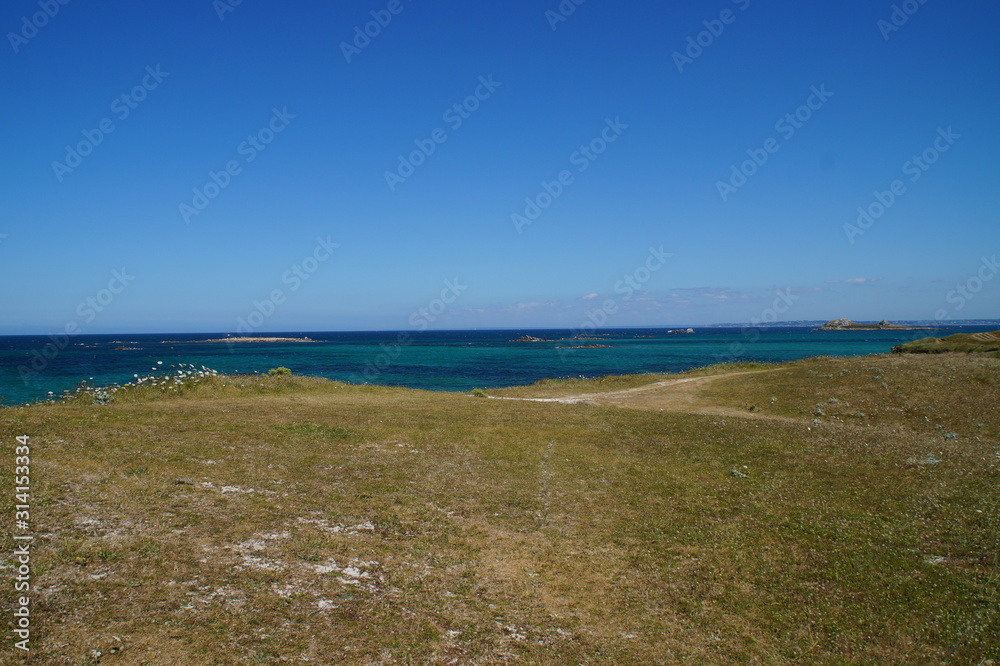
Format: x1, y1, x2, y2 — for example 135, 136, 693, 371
1, 326, 990, 405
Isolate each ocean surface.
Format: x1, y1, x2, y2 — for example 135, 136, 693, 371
1, 326, 992, 406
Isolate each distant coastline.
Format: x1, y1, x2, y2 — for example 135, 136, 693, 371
169, 336, 316, 344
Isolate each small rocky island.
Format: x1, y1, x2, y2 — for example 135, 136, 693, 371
813, 319, 935, 331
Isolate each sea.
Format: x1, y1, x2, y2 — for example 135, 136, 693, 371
1, 325, 994, 406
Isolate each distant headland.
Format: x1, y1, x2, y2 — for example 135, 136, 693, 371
813, 318, 937, 331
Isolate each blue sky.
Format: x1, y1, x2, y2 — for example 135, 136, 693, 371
1, 0, 998, 334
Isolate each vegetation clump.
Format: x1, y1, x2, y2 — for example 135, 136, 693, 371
48, 363, 221, 405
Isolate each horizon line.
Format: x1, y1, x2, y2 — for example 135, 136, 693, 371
2, 320, 997, 337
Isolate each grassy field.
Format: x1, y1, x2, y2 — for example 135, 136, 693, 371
2, 353, 998, 664
893, 329, 1000, 354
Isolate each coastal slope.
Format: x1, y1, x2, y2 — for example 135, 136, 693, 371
893, 329, 1000, 353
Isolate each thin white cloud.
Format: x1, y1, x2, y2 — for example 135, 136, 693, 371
825, 277, 883, 284
513, 301, 559, 311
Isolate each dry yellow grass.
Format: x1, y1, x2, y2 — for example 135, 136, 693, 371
1, 353, 997, 663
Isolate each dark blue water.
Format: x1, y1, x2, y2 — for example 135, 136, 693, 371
0, 326, 992, 406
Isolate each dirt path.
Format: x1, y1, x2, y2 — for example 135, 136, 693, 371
489, 368, 806, 423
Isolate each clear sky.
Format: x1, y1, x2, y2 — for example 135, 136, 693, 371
2, 0, 998, 334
